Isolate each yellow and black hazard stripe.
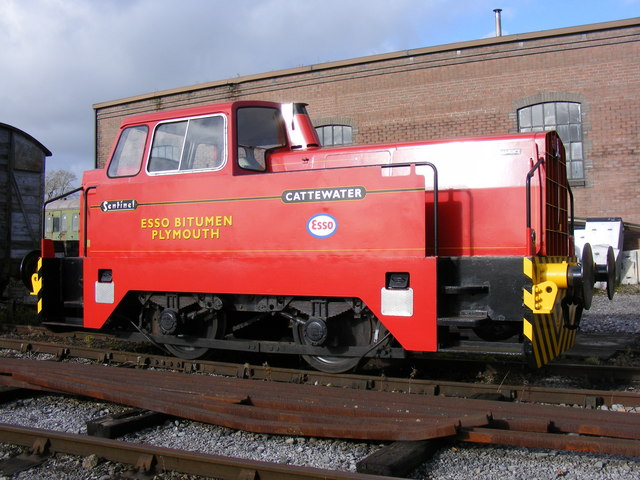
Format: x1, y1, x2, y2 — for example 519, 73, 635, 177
522, 256, 579, 367
523, 311, 577, 367
30, 258, 44, 321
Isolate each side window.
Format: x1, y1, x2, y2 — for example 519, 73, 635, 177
237, 107, 287, 171
107, 125, 148, 178
148, 115, 226, 174
182, 116, 225, 171
148, 121, 186, 172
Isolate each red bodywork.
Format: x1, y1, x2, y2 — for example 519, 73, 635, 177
69, 101, 567, 354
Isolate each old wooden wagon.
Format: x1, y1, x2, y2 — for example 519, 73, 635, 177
0, 123, 50, 297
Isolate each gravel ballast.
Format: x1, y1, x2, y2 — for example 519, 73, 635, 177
0, 291, 638, 479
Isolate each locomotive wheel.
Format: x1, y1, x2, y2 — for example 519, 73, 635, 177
150, 309, 222, 360
165, 338, 211, 360
473, 321, 520, 342
292, 312, 384, 373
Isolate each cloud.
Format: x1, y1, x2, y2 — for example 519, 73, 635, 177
0, 0, 638, 183
0, 0, 445, 180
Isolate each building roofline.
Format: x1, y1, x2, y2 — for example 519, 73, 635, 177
0, 122, 52, 156
93, 16, 640, 110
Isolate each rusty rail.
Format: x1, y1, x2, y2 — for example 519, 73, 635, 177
0, 336, 639, 409
458, 427, 640, 457
0, 423, 396, 480
0, 357, 640, 457
0, 358, 490, 441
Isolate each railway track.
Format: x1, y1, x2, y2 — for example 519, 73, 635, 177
0, 354, 638, 478
0, 331, 639, 477
0, 422, 393, 479
0, 347, 639, 445
0, 332, 638, 408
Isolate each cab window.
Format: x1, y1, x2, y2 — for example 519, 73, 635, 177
148, 114, 226, 174
237, 107, 287, 171
107, 125, 148, 177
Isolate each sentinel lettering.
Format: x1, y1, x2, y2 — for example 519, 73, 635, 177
101, 199, 138, 212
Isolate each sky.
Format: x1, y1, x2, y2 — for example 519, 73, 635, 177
1, 0, 639, 185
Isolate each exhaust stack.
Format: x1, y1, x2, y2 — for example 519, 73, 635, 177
281, 103, 320, 150
494, 8, 503, 37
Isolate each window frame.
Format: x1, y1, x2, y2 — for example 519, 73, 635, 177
315, 124, 353, 147
146, 113, 228, 176
71, 212, 79, 233
517, 101, 585, 182
236, 106, 288, 172
107, 125, 149, 178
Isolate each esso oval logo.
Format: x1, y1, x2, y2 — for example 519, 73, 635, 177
307, 214, 338, 238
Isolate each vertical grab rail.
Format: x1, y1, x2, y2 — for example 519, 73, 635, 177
83, 185, 97, 256
526, 157, 545, 229
382, 162, 438, 256
526, 155, 575, 255
567, 183, 575, 237
420, 162, 439, 257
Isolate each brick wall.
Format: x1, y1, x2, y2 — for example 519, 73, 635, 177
94, 19, 640, 238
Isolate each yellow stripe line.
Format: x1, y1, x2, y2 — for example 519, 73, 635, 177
89, 247, 427, 254
89, 187, 424, 210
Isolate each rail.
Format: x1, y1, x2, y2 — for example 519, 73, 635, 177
525, 154, 576, 254
381, 161, 439, 256
39, 160, 439, 258
1, 357, 640, 458
0, 423, 389, 480
525, 157, 544, 234
267, 159, 440, 256
82, 185, 97, 256
1, 333, 640, 405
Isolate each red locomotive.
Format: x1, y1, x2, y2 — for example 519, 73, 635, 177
26, 101, 615, 372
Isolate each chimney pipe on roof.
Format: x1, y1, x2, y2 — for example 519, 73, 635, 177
494, 8, 503, 37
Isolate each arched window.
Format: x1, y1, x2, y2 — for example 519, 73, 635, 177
518, 102, 584, 180
315, 125, 353, 146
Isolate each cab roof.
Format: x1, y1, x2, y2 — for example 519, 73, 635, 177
119, 100, 283, 129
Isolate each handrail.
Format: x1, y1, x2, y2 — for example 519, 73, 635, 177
381, 161, 439, 256
43, 160, 439, 258
525, 157, 545, 230
83, 185, 97, 256
526, 155, 575, 254
567, 182, 575, 237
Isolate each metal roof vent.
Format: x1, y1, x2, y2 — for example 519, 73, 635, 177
494, 8, 503, 36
